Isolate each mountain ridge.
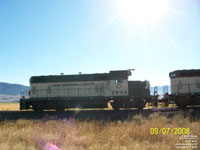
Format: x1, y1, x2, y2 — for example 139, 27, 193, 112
0, 82, 29, 96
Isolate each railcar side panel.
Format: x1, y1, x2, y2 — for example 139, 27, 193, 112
169, 69, 200, 108
171, 77, 200, 94
30, 80, 129, 99
128, 81, 150, 98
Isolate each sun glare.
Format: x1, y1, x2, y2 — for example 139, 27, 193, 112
116, 0, 170, 26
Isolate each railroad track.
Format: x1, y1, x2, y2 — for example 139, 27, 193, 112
0, 107, 199, 121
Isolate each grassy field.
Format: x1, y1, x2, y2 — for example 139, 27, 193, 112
0, 103, 19, 111
0, 103, 199, 149
0, 113, 199, 150
0, 102, 176, 111
0, 103, 115, 111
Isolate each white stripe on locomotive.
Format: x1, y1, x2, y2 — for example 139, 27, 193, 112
30, 79, 129, 98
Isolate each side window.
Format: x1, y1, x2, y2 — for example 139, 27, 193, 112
170, 73, 176, 78
115, 78, 123, 83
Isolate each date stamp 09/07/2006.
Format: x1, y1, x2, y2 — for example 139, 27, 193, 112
150, 128, 198, 149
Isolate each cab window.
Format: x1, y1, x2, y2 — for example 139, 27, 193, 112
115, 78, 123, 83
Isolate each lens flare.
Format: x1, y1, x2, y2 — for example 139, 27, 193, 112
35, 137, 60, 150
116, 0, 170, 25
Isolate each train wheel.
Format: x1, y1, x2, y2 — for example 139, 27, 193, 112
137, 99, 146, 110
177, 103, 187, 109
153, 102, 158, 107
113, 106, 119, 111
56, 107, 65, 112
175, 96, 187, 108
164, 102, 169, 107
137, 105, 144, 110
111, 103, 120, 110
33, 106, 43, 112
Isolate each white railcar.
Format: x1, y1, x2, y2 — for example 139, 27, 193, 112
169, 69, 200, 107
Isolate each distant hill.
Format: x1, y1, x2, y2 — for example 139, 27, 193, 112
0, 82, 29, 95
0, 94, 21, 103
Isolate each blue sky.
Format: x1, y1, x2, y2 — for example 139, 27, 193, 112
0, 0, 199, 86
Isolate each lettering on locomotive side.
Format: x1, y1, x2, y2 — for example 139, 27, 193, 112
62, 83, 79, 87
52, 84, 61, 87
82, 83, 95, 86
51, 82, 96, 87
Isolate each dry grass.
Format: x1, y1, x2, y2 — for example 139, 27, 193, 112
0, 102, 176, 111
0, 103, 19, 111
0, 113, 199, 150
0, 102, 113, 111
